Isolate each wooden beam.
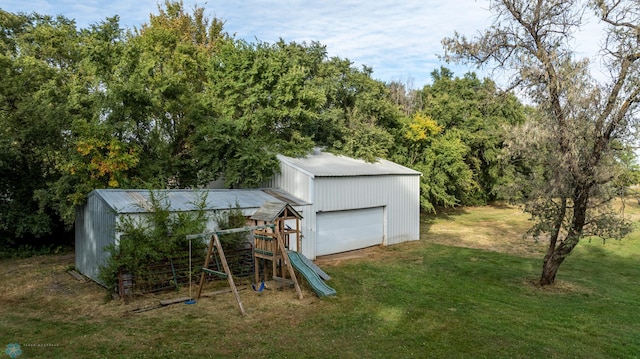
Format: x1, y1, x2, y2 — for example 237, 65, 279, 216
196, 234, 216, 300
201, 267, 228, 278
68, 270, 87, 282
276, 231, 303, 300
296, 217, 301, 253
186, 224, 275, 240
159, 297, 192, 306
213, 234, 246, 316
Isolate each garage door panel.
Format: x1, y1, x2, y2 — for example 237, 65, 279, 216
317, 207, 383, 256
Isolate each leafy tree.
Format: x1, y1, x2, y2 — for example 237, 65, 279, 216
195, 39, 330, 187
389, 68, 524, 211
443, 0, 640, 285
0, 11, 80, 242
1, 2, 227, 240
313, 58, 401, 161
417, 68, 525, 205
40, 119, 140, 224
34, 16, 142, 226
194, 36, 402, 186
394, 112, 475, 211
43, 1, 228, 225
212, 202, 249, 250
614, 148, 640, 194
105, 0, 225, 188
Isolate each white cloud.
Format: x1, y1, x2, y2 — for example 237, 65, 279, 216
3, 0, 606, 88
208, 0, 494, 87
2, 0, 494, 86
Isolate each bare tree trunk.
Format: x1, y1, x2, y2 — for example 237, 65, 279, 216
540, 252, 565, 286
539, 234, 581, 285
540, 186, 589, 286
540, 198, 567, 285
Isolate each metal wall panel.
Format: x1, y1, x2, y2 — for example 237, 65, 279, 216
267, 161, 313, 203
316, 207, 384, 256
314, 175, 420, 247
271, 158, 421, 259
266, 160, 316, 258
75, 193, 117, 284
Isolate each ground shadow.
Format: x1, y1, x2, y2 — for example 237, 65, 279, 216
420, 206, 470, 233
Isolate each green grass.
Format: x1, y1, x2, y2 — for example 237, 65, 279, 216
1, 204, 640, 358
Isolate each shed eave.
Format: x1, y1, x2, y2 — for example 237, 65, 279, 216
277, 152, 421, 177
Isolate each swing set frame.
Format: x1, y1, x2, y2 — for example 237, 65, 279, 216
186, 223, 303, 316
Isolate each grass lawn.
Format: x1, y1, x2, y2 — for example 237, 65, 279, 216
1, 201, 640, 358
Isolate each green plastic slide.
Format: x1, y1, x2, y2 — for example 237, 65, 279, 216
287, 251, 336, 297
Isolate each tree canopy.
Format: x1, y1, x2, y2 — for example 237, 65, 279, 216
1, 1, 533, 250
389, 68, 525, 211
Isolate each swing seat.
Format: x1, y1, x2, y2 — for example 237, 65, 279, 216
252, 281, 265, 293
202, 267, 228, 279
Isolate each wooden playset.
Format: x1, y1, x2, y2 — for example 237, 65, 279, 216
187, 202, 305, 315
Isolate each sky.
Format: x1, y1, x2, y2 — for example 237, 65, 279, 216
0, 1, 604, 89
0, 0, 500, 88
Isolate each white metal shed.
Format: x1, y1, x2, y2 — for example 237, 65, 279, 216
75, 188, 305, 283
266, 151, 422, 259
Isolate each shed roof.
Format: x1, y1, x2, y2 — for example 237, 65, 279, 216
90, 188, 305, 214
277, 151, 422, 178
250, 202, 303, 222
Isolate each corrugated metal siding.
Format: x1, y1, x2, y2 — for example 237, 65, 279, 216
76, 188, 307, 283
94, 189, 283, 214
269, 155, 421, 259
314, 175, 420, 246
267, 161, 313, 203
297, 203, 315, 260
314, 177, 385, 211
267, 161, 316, 258
385, 175, 421, 245
75, 192, 117, 284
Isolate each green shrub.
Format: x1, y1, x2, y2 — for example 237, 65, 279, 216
98, 191, 209, 293
212, 201, 249, 250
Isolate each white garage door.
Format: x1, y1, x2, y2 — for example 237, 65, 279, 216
316, 207, 384, 256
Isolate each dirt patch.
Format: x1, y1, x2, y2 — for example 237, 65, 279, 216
521, 277, 593, 295
0, 251, 327, 324
314, 246, 385, 267
314, 241, 426, 269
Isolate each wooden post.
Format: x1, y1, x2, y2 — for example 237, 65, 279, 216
196, 234, 216, 300
272, 242, 278, 279
252, 232, 258, 285
296, 216, 301, 253
196, 233, 246, 316
276, 231, 303, 299
213, 234, 246, 316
